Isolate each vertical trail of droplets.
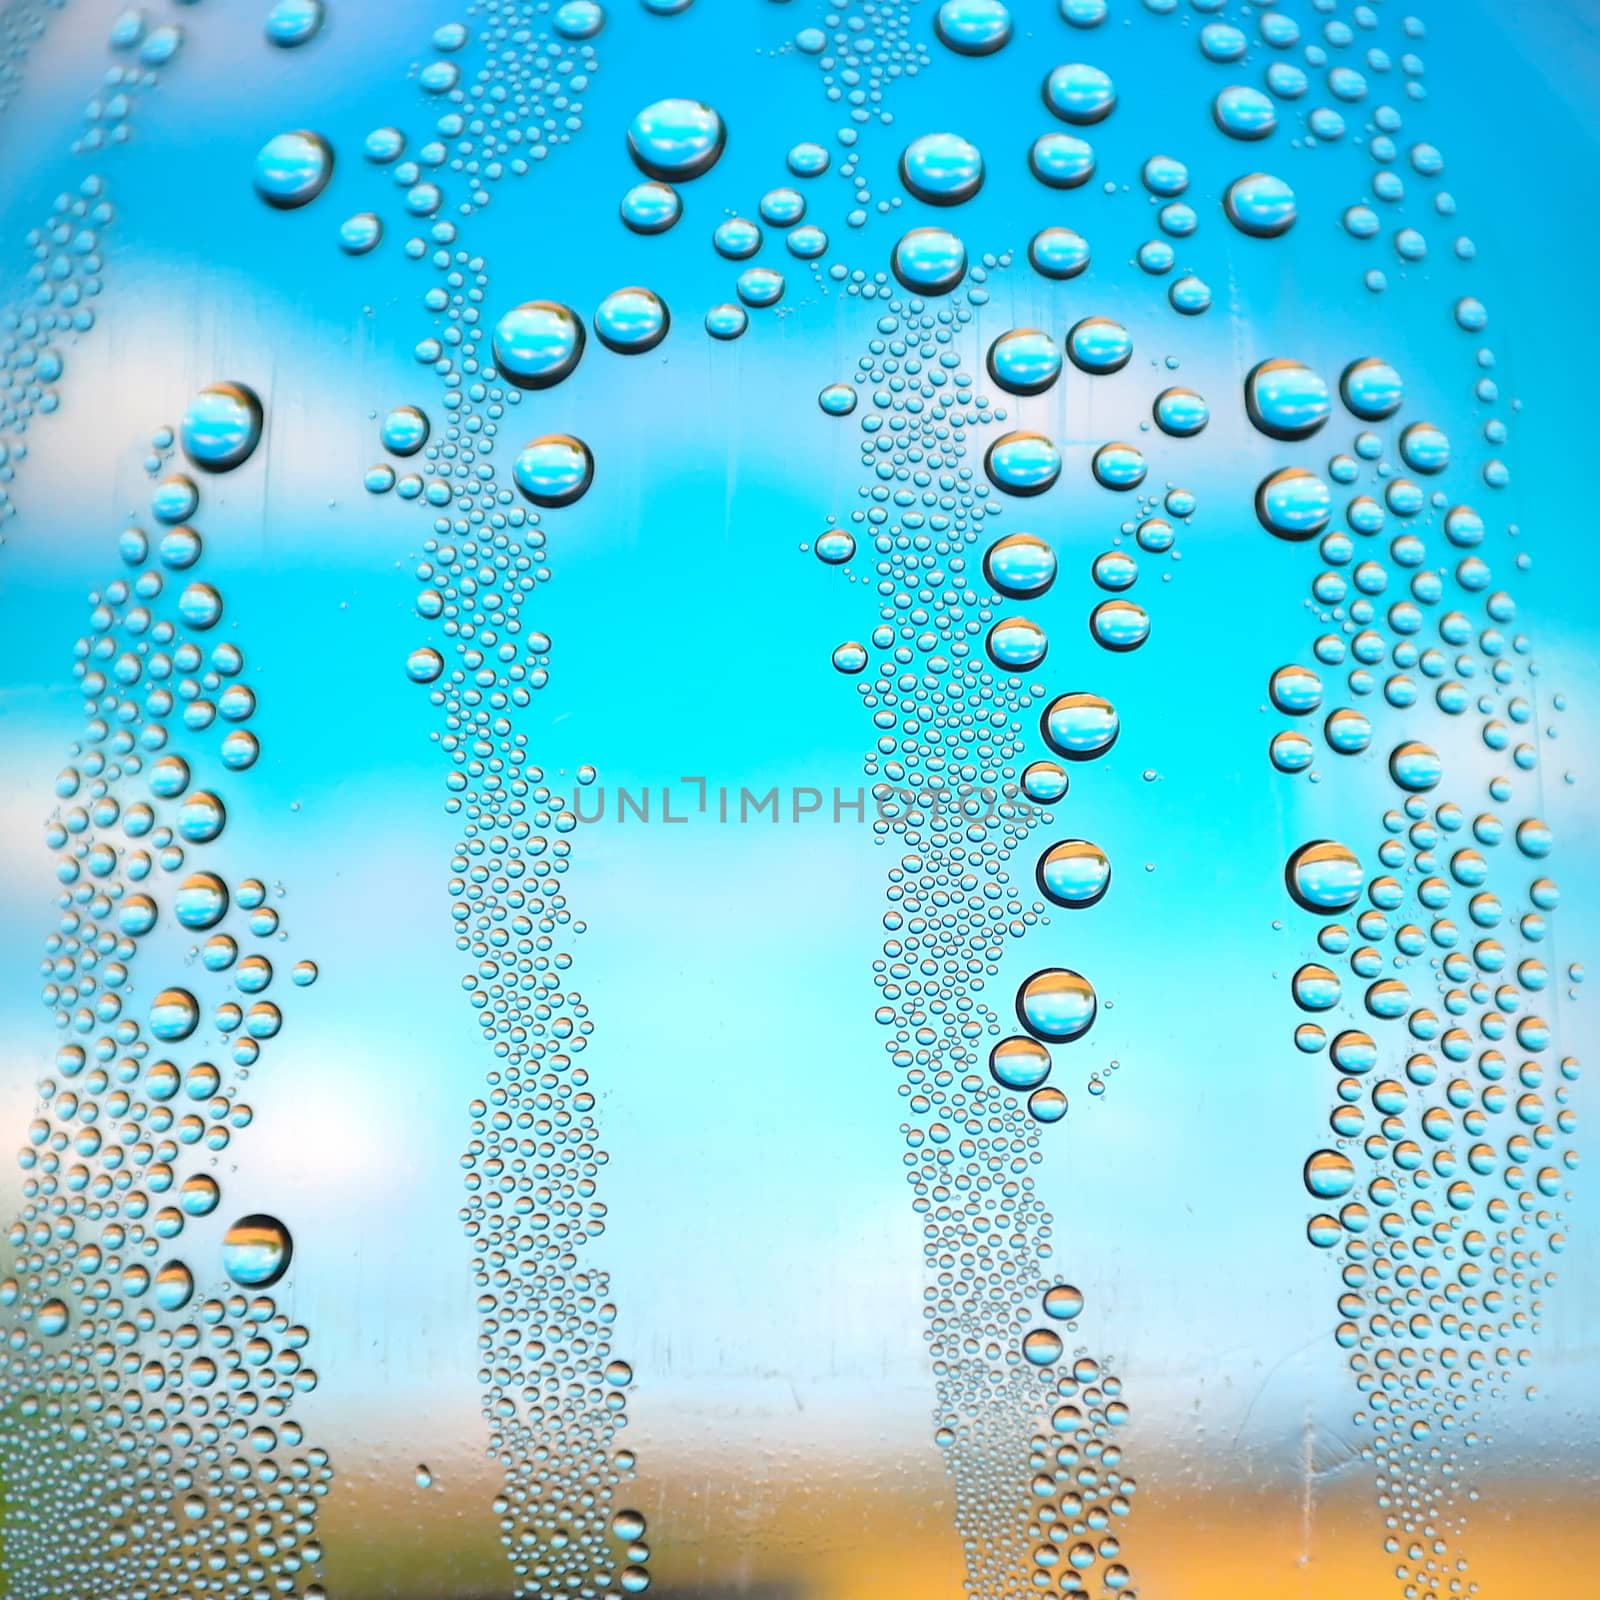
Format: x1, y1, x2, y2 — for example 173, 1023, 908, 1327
330, 4, 649, 1593
1210, 8, 1585, 1599
812, 280, 1142, 1600
0, 0, 61, 125
2, 5, 198, 535
0, 388, 332, 1600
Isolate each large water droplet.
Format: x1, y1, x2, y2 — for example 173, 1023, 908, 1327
253, 130, 333, 209
513, 435, 594, 507
626, 98, 725, 181
222, 1214, 293, 1288
492, 302, 586, 390
1286, 840, 1363, 913
181, 383, 263, 473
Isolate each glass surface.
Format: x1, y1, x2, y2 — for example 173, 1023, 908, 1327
0, 2, 1593, 1597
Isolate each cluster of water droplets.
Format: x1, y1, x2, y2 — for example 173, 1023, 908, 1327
1214, 10, 1579, 1594
7, 1, 1571, 1596
1268, 348, 1572, 1596
248, 6, 646, 1594
805, 269, 1151, 1599
0, 385, 332, 1599
0, 0, 203, 534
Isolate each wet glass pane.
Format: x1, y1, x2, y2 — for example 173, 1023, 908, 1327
0, 2, 1593, 1597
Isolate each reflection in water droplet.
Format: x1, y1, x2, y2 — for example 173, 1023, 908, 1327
175, 872, 228, 929
1213, 84, 1278, 139
1022, 760, 1069, 803
1224, 172, 1297, 237
1042, 62, 1116, 124
1304, 1150, 1356, 1200
493, 302, 586, 390
1037, 839, 1111, 907
149, 987, 200, 1041
627, 98, 725, 181
1029, 133, 1096, 189
154, 1260, 193, 1312
892, 227, 968, 295
815, 528, 856, 564
407, 646, 444, 683
990, 1035, 1052, 1090
1245, 360, 1330, 440
265, 0, 325, 48
985, 533, 1056, 598
1044, 1283, 1085, 1319
253, 131, 333, 209
1341, 357, 1404, 419
1029, 227, 1090, 279
1092, 442, 1147, 491
985, 432, 1060, 497
935, 0, 1013, 55
986, 330, 1061, 396
818, 382, 857, 417
381, 405, 430, 456
1066, 316, 1132, 374
1390, 740, 1442, 792
1027, 1087, 1069, 1125
1292, 964, 1342, 1011
1153, 388, 1208, 437
1090, 598, 1150, 651
1017, 968, 1098, 1043
1270, 664, 1323, 715
338, 212, 383, 254
900, 132, 985, 204
1042, 692, 1118, 761
986, 616, 1048, 669
222, 1214, 293, 1288
1399, 421, 1451, 475
513, 435, 594, 507
1256, 467, 1332, 540
619, 181, 681, 235
181, 384, 263, 473
1286, 840, 1363, 913
713, 217, 762, 260
705, 303, 749, 341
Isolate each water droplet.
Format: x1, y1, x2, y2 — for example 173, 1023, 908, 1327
1042, 691, 1118, 760
1042, 62, 1116, 124
1017, 968, 1098, 1043
984, 533, 1056, 598
1066, 316, 1131, 374
149, 987, 200, 1042
492, 302, 585, 390
1256, 467, 1332, 540
594, 287, 669, 354
1286, 840, 1363, 913
265, 0, 325, 48
1224, 172, 1297, 237
627, 98, 725, 181
253, 130, 333, 209
1340, 357, 1404, 420
381, 405, 431, 456
181, 383, 263, 473
891, 226, 967, 295
990, 1035, 1052, 1090
222, 1214, 293, 1288
513, 435, 594, 507
985, 431, 1060, 496
986, 329, 1061, 396
934, 0, 1012, 55
899, 132, 985, 205
1037, 839, 1111, 907
1245, 360, 1331, 440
